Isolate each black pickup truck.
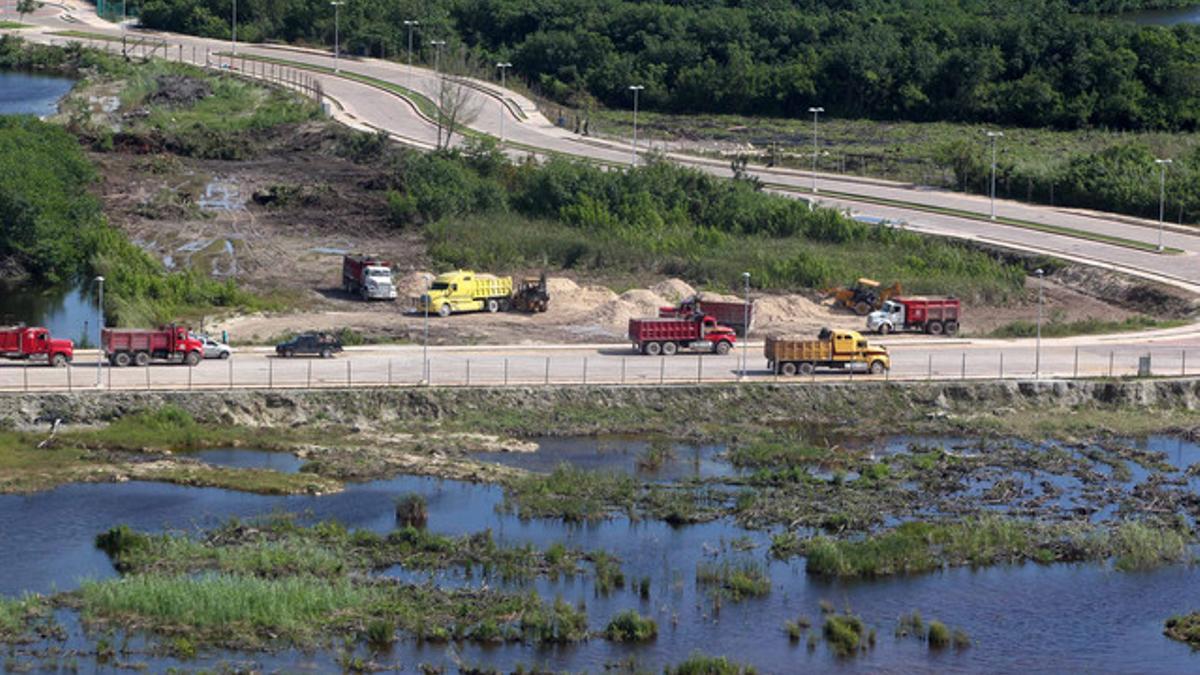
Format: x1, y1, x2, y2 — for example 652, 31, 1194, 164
275, 333, 344, 358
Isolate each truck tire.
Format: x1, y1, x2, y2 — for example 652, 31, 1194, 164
500, 299, 511, 312
114, 352, 131, 368
928, 321, 944, 336
878, 323, 892, 335
438, 303, 452, 318
944, 321, 959, 335
644, 341, 662, 356
185, 351, 201, 367
870, 360, 887, 375
283, 349, 294, 358
134, 352, 151, 367
714, 340, 732, 355
662, 341, 678, 356
321, 348, 333, 359
486, 299, 500, 313
799, 362, 816, 376
854, 301, 872, 316
781, 362, 798, 376
51, 353, 68, 367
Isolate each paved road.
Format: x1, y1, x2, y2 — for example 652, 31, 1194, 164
12, 3, 1200, 295
4, 332, 1198, 392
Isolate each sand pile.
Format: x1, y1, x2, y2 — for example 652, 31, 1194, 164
544, 277, 619, 320
395, 271, 434, 299
698, 290, 741, 303
650, 278, 696, 303
588, 289, 671, 332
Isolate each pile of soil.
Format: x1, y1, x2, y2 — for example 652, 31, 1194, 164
147, 75, 212, 107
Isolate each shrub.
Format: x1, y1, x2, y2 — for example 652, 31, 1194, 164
604, 609, 658, 642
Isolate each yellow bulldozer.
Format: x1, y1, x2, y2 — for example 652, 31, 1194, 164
825, 278, 903, 316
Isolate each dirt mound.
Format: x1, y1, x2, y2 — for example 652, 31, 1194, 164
395, 271, 434, 300
545, 281, 619, 320
545, 277, 580, 297
651, 279, 696, 303
753, 294, 830, 325
148, 75, 212, 106
587, 289, 670, 332
698, 290, 741, 303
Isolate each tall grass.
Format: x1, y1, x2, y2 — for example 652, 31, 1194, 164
503, 464, 638, 522
987, 316, 1184, 339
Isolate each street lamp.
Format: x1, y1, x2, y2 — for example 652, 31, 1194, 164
429, 39, 446, 75
422, 276, 430, 385
496, 62, 512, 143
330, 1, 345, 73
808, 107, 824, 193
403, 20, 418, 82
1155, 158, 1172, 252
986, 131, 1004, 220
231, 0, 237, 56
628, 85, 644, 166
1034, 268, 1044, 380
741, 272, 750, 379
95, 276, 104, 385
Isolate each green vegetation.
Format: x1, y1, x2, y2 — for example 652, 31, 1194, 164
603, 609, 657, 642
987, 316, 1185, 338
927, 620, 951, 648
665, 652, 757, 675
139, 0, 1200, 132
0, 594, 50, 642
395, 493, 429, 528
0, 21, 31, 29
799, 517, 1190, 578
503, 464, 637, 521
785, 615, 812, 641
1165, 612, 1200, 649
695, 558, 771, 601
823, 612, 872, 658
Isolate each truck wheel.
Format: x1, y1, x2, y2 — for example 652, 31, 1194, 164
113, 352, 131, 368
486, 299, 500, 313
283, 349, 294, 358
134, 352, 150, 367
644, 341, 662, 356
438, 303, 452, 318
185, 351, 201, 367
944, 321, 959, 335
714, 340, 732, 355
781, 362, 798, 376
854, 301, 872, 316
928, 321, 944, 336
878, 323, 891, 335
799, 362, 816, 376
51, 353, 68, 367
662, 341, 679, 356
321, 348, 333, 359
870, 360, 887, 375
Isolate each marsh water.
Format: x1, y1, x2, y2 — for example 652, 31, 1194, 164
3, 436, 1200, 672
0, 71, 73, 117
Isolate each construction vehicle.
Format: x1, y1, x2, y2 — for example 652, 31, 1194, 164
0, 326, 74, 366
764, 328, 890, 375
343, 255, 397, 301
659, 296, 752, 336
826, 278, 903, 316
628, 314, 737, 356
102, 325, 204, 367
418, 270, 514, 317
511, 273, 550, 313
867, 297, 961, 335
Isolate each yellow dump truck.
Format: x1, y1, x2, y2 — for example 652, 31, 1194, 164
764, 328, 890, 375
418, 270, 514, 316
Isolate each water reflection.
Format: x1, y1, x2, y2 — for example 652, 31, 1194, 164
0, 279, 101, 346
0, 71, 74, 117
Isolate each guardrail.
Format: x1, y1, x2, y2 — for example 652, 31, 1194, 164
0, 346, 1195, 393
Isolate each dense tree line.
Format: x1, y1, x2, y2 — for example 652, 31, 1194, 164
136, 0, 1200, 130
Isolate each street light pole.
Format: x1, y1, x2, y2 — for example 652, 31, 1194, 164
986, 131, 1003, 220
808, 107, 824, 193
403, 20, 418, 82
423, 276, 430, 384
1035, 268, 1044, 380
330, 1, 345, 73
1155, 158, 1172, 253
429, 39, 445, 75
628, 84, 644, 166
496, 62, 512, 143
741, 272, 750, 379
231, 0, 237, 56
95, 276, 104, 385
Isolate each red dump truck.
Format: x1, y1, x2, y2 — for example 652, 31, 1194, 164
659, 296, 752, 336
342, 255, 397, 301
866, 296, 961, 335
0, 326, 74, 366
629, 315, 737, 355
102, 326, 204, 367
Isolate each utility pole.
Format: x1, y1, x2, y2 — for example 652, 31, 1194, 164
741, 272, 750, 379
330, 1, 345, 72
429, 39, 445, 74
808, 107, 824, 193
231, 0, 237, 55
422, 277, 430, 384
1155, 158, 1172, 252
986, 131, 1004, 220
403, 20, 418, 82
1035, 268, 1044, 380
496, 62, 512, 143
95, 276, 104, 385
628, 84, 644, 166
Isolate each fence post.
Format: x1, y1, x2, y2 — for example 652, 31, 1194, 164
145, 364, 150, 390
188, 361, 193, 390
927, 354, 932, 381
228, 357, 233, 390
67, 364, 72, 393
1109, 351, 1114, 378
108, 361, 112, 390
583, 357, 588, 385
23, 361, 27, 392
307, 360, 312, 388
269, 359, 273, 389
544, 357, 550, 385
961, 352, 966, 380
999, 352, 1004, 380
466, 359, 471, 386
1183, 350, 1187, 377
504, 358, 509, 386
697, 354, 703, 383
1074, 347, 1079, 379
621, 357, 626, 385
388, 359, 393, 386
659, 356, 665, 384
347, 360, 352, 387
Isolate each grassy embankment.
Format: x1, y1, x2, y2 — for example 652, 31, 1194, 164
986, 315, 1188, 338
0, 37, 317, 325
